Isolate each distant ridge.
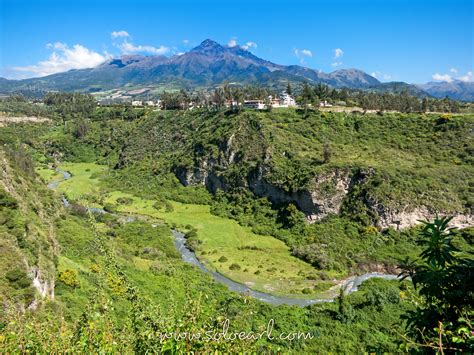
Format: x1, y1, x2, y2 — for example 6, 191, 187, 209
0, 39, 470, 100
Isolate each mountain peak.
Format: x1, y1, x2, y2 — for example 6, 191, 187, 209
191, 39, 225, 54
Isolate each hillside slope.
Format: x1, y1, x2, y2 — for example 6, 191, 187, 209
105, 109, 473, 230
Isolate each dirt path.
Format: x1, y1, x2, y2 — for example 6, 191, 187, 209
0, 115, 51, 126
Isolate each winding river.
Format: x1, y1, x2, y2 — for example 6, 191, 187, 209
172, 230, 401, 306
49, 168, 402, 307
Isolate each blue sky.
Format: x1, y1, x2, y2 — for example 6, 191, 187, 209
0, 0, 472, 83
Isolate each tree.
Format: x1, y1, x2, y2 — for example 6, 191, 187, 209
286, 81, 292, 96
73, 118, 90, 139
264, 96, 273, 112
323, 142, 332, 163
400, 216, 473, 352
44, 92, 96, 123
212, 88, 225, 110
421, 98, 429, 113
283, 203, 306, 230
301, 82, 313, 115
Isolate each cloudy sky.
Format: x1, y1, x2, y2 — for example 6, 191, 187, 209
0, 0, 472, 83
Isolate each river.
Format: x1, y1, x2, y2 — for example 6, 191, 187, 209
172, 230, 401, 307
48, 168, 402, 307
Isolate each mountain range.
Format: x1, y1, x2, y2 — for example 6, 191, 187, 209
1, 39, 473, 101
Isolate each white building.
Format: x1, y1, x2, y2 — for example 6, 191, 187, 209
320, 100, 333, 107
278, 92, 296, 107
243, 100, 267, 110
132, 100, 143, 107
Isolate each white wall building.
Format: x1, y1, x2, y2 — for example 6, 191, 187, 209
279, 92, 296, 107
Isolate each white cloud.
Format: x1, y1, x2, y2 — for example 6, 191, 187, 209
371, 71, 392, 81
182, 39, 190, 45
295, 49, 312, 59
13, 42, 108, 78
432, 73, 453, 82
432, 69, 473, 83
119, 41, 169, 55
111, 30, 130, 39
331, 61, 342, 67
227, 38, 237, 47
333, 48, 344, 59
457, 71, 473, 82
241, 41, 257, 50
294, 48, 313, 64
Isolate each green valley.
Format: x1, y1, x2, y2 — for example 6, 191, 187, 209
0, 94, 472, 352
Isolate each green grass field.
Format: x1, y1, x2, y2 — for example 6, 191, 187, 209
48, 162, 328, 296
35, 166, 62, 182
104, 190, 324, 296
56, 162, 107, 199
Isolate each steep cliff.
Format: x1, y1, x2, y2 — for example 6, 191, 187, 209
0, 147, 59, 310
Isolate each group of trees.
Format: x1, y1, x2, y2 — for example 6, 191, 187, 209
159, 84, 279, 111
43, 92, 97, 119
158, 82, 462, 114
297, 82, 460, 113
0, 83, 464, 121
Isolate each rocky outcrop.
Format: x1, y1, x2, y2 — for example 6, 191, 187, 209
173, 131, 473, 231
248, 169, 315, 212
177, 158, 474, 230
174, 156, 226, 194
373, 205, 473, 230
307, 168, 353, 221
31, 266, 55, 300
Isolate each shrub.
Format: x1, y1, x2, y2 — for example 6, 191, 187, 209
0, 189, 18, 208
218, 256, 228, 263
5, 269, 30, 289
185, 230, 198, 239
117, 197, 134, 205
58, 269, 80, 288
229, 263, 241, 271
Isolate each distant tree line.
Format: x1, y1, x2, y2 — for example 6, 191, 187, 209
159, 83, 278, 111
0, 85, 464, 120
159, 82, 461, 113
297, 82, 460, 113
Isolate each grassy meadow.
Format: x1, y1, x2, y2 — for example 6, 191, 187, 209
42, 162, 325, 296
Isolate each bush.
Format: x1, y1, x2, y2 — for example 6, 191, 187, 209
185, 230, 198, 239
117, 197, 134, 205
229, 263, 241, 271
218, 256, 228, 263
291, 244, 329, 269
0, 189, 18, 208
5, 269, 30, 289
58, 269, 80, 288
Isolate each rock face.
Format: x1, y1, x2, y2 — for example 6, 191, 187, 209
307, 169, 353, 221
173, 129, 473, 231
31, 266, 55, 300
374, 206, 473, 230
0, 150, 58, 307
175, 158, 473, 231
248, 166, 353, 220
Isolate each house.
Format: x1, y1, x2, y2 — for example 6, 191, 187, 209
279, 92, 296, 107
243, 100, 266, 110
224, 100, 240, 108
320, 100, 333, 107
132, 100, 143, 107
